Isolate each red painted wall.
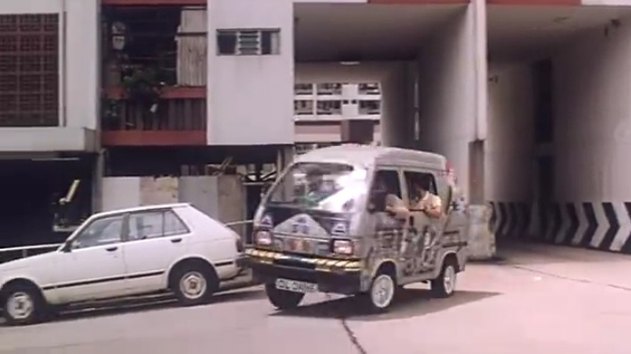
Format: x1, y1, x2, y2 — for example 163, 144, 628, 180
368, 0, 469, 3
102, 0, 205, 5
487, 0, 580, 5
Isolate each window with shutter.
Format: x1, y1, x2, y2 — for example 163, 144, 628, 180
217, 29, 280, 56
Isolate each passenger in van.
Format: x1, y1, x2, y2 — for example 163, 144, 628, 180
410, 175, 442, 219
369, 175, 409, 220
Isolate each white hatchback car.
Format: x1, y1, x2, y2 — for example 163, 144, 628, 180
0, 203, 249, 326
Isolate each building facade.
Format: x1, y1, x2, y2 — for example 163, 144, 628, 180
2, 0, 631, 254
294, 81, 382, 151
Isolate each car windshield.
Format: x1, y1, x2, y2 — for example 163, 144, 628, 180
268, 162, 368, 213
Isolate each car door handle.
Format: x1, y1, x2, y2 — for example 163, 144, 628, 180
105, 246, 118, 252
171, 238, 182, 244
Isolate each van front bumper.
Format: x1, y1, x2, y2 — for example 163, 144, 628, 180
245, 249, 363, 295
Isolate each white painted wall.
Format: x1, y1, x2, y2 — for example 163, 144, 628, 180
554, 21, 631, 201
0, 0, 99, 153
207, 0, 294, 145
486, 63, 535, 202
416, 7, 477, 198
102, 177, 142, 211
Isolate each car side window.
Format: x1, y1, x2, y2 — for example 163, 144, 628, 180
72, 215, 124, 249
128, 209, 189, 241
164, 210, 189, 236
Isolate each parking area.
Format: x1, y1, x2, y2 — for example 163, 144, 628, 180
1, 242, 630, 354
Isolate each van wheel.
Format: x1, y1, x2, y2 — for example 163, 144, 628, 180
362, 271, 397, 312
265, 283, 304, 310
431, 259, 458, 298
2, 284, 46, 326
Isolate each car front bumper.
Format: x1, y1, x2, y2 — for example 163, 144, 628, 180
244, 248, 363, 295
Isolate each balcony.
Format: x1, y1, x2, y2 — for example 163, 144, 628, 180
101, 5, 207, 147
102, 87, 206, 146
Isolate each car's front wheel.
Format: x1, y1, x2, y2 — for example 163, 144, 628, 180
172, 264, 217, 306
265, 283, 304, 310
2, 283, 46, 326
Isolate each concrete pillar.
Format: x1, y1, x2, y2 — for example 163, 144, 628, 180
276, 145, 294, 176
91, 151, 105, 213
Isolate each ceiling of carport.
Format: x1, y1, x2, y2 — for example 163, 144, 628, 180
294, 3, 466, 62
488, 5, 631, 62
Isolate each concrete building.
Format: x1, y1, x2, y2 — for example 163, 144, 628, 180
2, 0, 631, 255
294, 81, 382, 148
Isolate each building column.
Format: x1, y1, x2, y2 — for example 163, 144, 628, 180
91, 150, 105, 213
470, 0, 489, 205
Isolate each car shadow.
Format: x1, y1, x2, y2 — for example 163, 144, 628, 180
0, 287, 266, 326
271, 288, 501, 322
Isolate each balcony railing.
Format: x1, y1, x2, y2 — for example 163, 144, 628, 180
102, 86, 206, 146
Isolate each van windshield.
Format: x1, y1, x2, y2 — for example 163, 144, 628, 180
268, 162, 368, 213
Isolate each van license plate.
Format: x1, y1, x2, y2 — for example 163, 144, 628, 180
275, 278, 318, 293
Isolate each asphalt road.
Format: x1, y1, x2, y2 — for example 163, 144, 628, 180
2, 241, 631, 354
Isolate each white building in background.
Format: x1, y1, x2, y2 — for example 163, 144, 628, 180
293, 82, 381, 121
293, 81, 382, 153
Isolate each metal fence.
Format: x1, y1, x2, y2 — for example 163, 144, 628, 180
0, 220, 254, 264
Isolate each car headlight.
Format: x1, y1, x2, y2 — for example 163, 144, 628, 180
255, 230, 273, 246
332, 239, 353, 255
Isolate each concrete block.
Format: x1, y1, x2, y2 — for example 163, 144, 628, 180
465, 204, 496, 260
140, 177, 178, 205
102, 177, 141, 211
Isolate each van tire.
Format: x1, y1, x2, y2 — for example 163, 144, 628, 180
265, 283, 304, 310
431, 258, 458, 298
361, 270, 397, 313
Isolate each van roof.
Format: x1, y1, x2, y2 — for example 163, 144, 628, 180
295, 144, 447, 169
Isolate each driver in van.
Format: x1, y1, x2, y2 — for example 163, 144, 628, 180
410, 175, 442, 219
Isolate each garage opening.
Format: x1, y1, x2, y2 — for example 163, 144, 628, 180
487, 5, 631, 253
0, 157, 94, 252
293, 2, 477, 198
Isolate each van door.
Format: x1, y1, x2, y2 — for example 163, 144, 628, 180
366, 169, 406, 270
402, 170, 446, 274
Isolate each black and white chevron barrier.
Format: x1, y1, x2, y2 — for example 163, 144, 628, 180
489, 201, 631, 254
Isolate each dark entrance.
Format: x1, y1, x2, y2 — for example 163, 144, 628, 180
0, 157, 94, 248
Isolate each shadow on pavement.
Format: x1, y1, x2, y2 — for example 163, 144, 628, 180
1, 288, 266, 326
494, 239, 631, 266
271, 288, 500, 322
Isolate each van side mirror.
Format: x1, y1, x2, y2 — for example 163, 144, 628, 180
260, 183, 271, 198
367, 203, 377, 213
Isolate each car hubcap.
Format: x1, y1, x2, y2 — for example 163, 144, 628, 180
7, 292, 34, 320
371, 275, 395, 309
179, 271, 207, 300
443, 265, 456, 294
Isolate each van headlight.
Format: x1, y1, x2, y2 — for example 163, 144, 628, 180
333, 239, 353, 255
255, 230, 273, 246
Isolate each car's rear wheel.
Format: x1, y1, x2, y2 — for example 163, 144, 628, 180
265, 283, 304, 310
2, 284, 45, 326
172, 264, 217, 306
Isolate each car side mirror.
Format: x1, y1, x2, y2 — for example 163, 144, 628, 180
61, 242, 72, 253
